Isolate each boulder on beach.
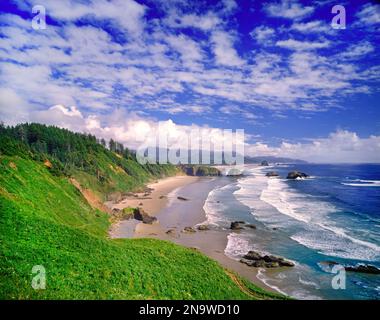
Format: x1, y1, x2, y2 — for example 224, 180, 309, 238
165, 229, 176, 236
133, 207, 157, 224
266, 171, 279, 177
241, 250, 295, 268
177, 196, 189, 201
286, 171, 309, 179
182, 226, 196, 233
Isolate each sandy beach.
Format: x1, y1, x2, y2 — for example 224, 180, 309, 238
108, 174, 277, 293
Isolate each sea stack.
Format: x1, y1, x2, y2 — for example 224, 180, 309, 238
286, 171, 309, 179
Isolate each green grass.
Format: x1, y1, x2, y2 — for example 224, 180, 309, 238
0, 156, 286, 300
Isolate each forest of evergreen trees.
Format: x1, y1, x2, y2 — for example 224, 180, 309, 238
0, 122, 173, 179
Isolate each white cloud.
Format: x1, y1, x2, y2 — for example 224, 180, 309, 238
264, 0, 314, 20
356, 3, 380, 26
211, 31, 244, 67
15, 0, 146, 34
0, 0, 378, 136
340, 41, 375, 59
0, 88, 31, 124
276, 38, 330, 50
250, 26, 276, 44
247, 130, 380, 163
165, 34, 204, 69
291, 20, 330, 33
30, 105, 242, 153
221, 0, 238, 14
4, 102, 380, 163
165, 12, 221, 31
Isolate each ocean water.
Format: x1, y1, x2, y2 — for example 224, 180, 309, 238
204, 164, 380, 300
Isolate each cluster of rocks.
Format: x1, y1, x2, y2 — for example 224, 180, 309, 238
261, 170, 309, 180
321, 261, 380, 275
230, 221, 256, 230
286, 171, 309, 179
182, 226, 196, 233
345, 264, 380, 274
240, 250, 295, 268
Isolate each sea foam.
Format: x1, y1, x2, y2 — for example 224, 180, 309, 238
235, 166, 380, 262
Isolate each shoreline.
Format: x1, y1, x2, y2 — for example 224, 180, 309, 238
107, 175, 199, 238
108, 174, 278, 294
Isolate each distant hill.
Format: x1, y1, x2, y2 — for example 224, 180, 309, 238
244, 156, 308, 164
134, 148, 307, 166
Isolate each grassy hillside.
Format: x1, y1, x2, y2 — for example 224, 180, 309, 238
0, 124, 286, 300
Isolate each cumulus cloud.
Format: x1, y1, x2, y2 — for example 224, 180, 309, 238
27, 105, 380, 163
30, 105, 243, 155
250, 26, 276, 44
276, 38, 330, 50
14, 0, 146, 34
290, 20, 330, 33
247, 130, 380, 163
164, 12, 221, 31
211, 31, 244, 67
264, 0, 314, 20
356, 3, 380, 26
0, 0, 379, 164
340, 41, 375, 59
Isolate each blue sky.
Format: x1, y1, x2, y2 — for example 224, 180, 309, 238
0, 0, 379, 162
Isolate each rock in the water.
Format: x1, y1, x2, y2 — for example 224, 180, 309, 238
230, 221, 244, 230
243, 251, 262, 261
133, 207, 157, 224
241, 250, 294, 268
266, 171, 279, 177
177, 196, 189, 201
345, 264, 380, 274
286, 171, 309, 179
182, 226, 196, 233
197, 224, 210, 231
246, 224, 257, 229
261, 160, 269, 166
